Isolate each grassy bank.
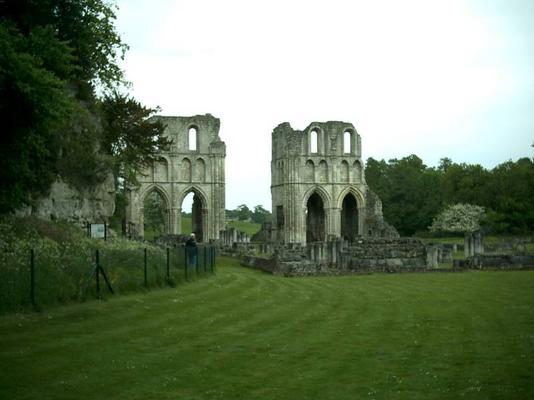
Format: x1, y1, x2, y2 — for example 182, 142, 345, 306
0, 217, 215, 313
1, 256, 533, 399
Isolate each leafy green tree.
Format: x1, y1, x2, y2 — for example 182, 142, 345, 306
99, 92, 171, 187
143, 191, 166, 240
485, 158, 534, 233
0, 0, 127, 213
251, 205, 271, 224
365, 155, 441, 236
236, 204, 251, 221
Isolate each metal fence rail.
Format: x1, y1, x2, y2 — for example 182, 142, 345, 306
0, 244, 217, 314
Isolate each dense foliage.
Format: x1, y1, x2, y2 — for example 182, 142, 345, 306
366, 156, 534, 236
100, 92, 171, 186
226, 204, 271, 224
0, 1, 168, 215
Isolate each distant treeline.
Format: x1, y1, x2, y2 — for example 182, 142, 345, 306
365, 155, 534, 236
226, 205, 271, 224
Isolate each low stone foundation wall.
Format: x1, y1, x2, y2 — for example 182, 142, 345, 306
242, 238, 433, 276
339, 238, 427, 272
462, 254, 534, 270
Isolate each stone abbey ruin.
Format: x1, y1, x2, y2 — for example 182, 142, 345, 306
119, 113, 534, 275
125, 114, 226, 242
271, 121, 397, 244
124, 113, 471, 275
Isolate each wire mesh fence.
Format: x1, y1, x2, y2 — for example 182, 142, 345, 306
0, 244, 217, 314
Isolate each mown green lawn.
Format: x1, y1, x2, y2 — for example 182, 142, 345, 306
226, 219, 261, 236
1, 257, 533, 400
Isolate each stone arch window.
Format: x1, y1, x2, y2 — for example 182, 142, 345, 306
305, 160, 315, 182
195, 158, 206, 182
306, 192, 325, 243
188, 126, 198, 151
343, 130, 352, 154
341, 192, 359, 242
310, 129, 318, 154
340, 160, 349, 182
318, 160, 328, 183
352, 160, 362, 183
181, 158, 192, 181
181, 190, 205, 242
154, 157, 169, 181
143, 188, 168, 239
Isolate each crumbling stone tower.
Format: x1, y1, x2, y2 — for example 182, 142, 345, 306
271, 121, 396, 244
125, 114, 226, 242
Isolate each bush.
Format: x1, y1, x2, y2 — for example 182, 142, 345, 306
0, 217, 197, 314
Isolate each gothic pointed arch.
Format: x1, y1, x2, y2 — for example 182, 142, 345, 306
195, 157, 206, 182
302, 185, 332, 210
140, 184, 171, 210
125, 114, 226, 241
305, 159, 315, 182
179, 186, 209, 242
352, 160, 362, 183
340, 160, 349, 182
317, 160, 328, 183
181, 157, 192, 182
306, 192, 326, 243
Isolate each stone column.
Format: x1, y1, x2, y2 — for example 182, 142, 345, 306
169, 208, 179, 234
426, 245, 439, 268
358, 206, 366, 237
330, 207, 341, 239
138, 207, 145, 238
474, 231, 484, 255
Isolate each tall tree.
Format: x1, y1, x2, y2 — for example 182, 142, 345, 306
0, 0, 128, 213
251, 205, 271, 224
366, 155, 441, 236
99, 92, 171, 187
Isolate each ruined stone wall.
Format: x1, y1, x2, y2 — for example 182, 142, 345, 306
125, 114, 225, 241
240, 238, 429, 276
338, 238, 427, 272
271, 120, 397, 244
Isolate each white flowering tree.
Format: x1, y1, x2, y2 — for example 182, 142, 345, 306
430, 204, 485, 233
430, 203, 485, 257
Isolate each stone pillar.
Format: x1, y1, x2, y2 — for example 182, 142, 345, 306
464, 233, 473, 258
426, 245, 439, 268
330, 207, 341, 239
474, 231, 484, 255
169, 208, 179, 234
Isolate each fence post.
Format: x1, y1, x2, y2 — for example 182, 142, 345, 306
204, 246, 207, 273
144, 248, 148, 287
195, 247, 199, 276
95, 249, 101, 299
183, 245, 188, 281
30, 249, 36, 309
212, 246, 216, 273
166, 247, 170, 281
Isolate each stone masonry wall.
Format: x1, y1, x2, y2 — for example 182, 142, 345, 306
242, 238, 431, 276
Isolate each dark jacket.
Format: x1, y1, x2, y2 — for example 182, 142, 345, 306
185, 237, 197, 249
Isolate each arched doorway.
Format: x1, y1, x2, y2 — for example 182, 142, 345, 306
306, 192, 325, 243
143, 189, 167, 240
341, 193, 359, 242
181, 190, 205, 242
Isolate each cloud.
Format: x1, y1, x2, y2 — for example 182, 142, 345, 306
116, 0, 534, 209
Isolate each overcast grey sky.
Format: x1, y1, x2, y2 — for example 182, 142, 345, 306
115, 0, 534, 210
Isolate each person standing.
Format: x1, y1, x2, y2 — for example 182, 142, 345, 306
185, 233, 198, 270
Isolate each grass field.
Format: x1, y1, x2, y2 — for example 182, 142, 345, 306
1, 257, 533, 400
